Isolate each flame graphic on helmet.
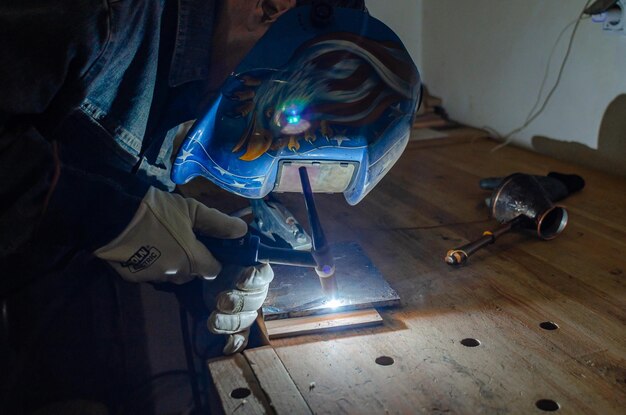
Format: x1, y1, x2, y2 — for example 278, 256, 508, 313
229, 32, 418, 161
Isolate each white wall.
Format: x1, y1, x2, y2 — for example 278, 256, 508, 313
420, 0, 626, 149
366, 0, 423, 69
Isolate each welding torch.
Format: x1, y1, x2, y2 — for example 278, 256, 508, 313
200, 167, 337, 298
298, 166, 337, 298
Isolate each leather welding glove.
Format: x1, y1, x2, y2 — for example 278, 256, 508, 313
94, 187, 247, 284
208, 263, 274, 354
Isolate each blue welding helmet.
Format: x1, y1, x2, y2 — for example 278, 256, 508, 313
171, 4, 421, 205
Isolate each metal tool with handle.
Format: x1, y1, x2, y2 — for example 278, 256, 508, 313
200, 167, 337, 297
198, 232, 316, 268
446, 173, 575, 266
445, 216, 528, 266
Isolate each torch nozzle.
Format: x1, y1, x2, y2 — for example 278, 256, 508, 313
316, 265, 337, 299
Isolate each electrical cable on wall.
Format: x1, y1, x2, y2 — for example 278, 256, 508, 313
487, 0, 593, 152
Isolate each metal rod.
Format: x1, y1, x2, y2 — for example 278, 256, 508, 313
445, 216, 526, 266
257, 245, 317, 267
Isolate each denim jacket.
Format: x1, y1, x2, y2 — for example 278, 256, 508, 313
0, 0, 216, 263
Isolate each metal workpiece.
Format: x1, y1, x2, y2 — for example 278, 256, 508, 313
262, 242, 400, 320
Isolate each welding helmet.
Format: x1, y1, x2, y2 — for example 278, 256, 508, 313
171, 4, 421, 205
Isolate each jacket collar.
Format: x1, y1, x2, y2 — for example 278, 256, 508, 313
168, 0, 216, 87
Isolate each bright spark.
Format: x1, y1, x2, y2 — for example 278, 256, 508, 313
325, 299, 343, 309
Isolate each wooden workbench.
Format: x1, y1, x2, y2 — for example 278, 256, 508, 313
196, 131, 626, 414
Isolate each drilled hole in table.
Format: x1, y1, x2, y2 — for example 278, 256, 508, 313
230, 387, 251, 399
536, 399, 560, 411
375, 356, 394, 366
540, 321, 559, 331
460, 338, 481, 347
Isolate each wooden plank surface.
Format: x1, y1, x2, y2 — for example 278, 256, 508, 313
198, 134, 626, 414
244, 347, 312, 415
207, 353, 272, 414
264, 308, 383, 339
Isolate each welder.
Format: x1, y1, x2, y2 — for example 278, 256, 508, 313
0, 0, 419, 412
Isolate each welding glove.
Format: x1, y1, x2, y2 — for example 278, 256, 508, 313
94, 187, 247, 284
208, 263, 274, 354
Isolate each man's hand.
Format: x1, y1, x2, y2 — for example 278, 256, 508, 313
208, 264, 274, 354
94, 187, 247, 284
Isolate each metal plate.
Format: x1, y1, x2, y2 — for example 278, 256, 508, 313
262, 241, 400, 320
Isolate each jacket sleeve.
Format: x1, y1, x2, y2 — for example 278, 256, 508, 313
0, 1, 146, 257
